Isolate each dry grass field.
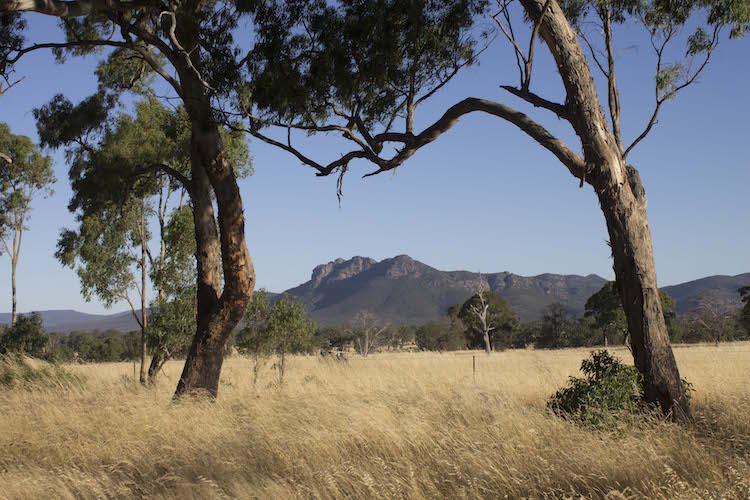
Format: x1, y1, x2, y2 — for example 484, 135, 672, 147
1, 344, 749, 499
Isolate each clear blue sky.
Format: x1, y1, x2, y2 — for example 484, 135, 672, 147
1, 14, 748, 315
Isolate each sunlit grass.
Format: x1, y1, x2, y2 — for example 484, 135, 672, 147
1, 343, 749, 498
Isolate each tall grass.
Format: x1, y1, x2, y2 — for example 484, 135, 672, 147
1, 344, 749, 499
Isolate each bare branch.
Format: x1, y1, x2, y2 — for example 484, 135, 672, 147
524, 0, 552, 91
499, 85, 569, 120
623, 24, 720, 159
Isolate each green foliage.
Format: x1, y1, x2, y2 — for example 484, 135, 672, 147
0, 312, 47, 357
315, 324, 355, 351
247, 0, 488, 126
0, 353, 83, 390
46, 330, 139, 363
0, 13, 27, 94
0, 122, 55, 255
268, 293, 317, 355
548, 350, 644, 426
236, 289, 274, 357
415, 319, 467, 351
537, 302, 571, 349
458, 291, 519, 350
585, 281, 628, 345
740, 286, 750, 335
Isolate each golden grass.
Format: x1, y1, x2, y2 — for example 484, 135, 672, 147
1, 344, 749, 499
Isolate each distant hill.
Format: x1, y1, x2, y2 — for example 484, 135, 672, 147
0, 309, 142, 333
283, 255, 608, 324
661, 273, 750, 315
2, 258, 747, 331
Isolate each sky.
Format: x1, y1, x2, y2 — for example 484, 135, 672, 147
1, 12, 749, 315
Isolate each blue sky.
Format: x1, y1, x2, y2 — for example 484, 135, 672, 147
1, 13, 749, 315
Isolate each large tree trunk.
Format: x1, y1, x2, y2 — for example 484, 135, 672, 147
173, 94, 254, 398
519, 0, 688, 419
599, 182, 689, 419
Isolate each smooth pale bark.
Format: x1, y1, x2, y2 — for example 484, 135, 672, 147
520, 0, 688, 418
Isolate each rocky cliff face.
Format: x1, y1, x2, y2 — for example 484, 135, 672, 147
284, 255, 610, 324
310, 256, 377, 287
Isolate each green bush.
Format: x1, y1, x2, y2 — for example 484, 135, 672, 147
548, 350, 643, 426
0, 354, 84, 390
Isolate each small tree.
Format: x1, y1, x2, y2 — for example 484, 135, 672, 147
147, 205, 197, 382
415, 319, 466, 351
585, 282, 627, 346
237, 289, 273, 386
0, 123, 55, 325
348, 311, 389, 357
740, 287, 750, 336
267, 294, 316, 385
538, 302, 570, 349
0, 312, 47, 358
458, 288, 518, 353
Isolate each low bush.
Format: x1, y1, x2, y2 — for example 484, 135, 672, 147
548, 350, 644, 426
0, 354, 84, 390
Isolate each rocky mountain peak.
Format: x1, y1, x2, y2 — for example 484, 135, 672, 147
383, 254, 428, 279
310, 256, 377, 287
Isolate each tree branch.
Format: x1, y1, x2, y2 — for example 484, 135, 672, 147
500, 85, 569, 120
131, 163, 192, 194
0, 0, 156, 18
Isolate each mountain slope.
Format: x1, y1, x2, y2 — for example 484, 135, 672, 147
0, 309, 142, 333
2, 259, 746, 331
284, 255, 609, 324
662, 273, 750, 315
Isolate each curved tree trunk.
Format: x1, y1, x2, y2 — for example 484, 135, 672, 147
519, 0, 688, 419
173, 92, 255, 398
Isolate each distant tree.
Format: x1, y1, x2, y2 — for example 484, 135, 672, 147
458, 288, 519, 353
0, 312, 47, 357
267, 294, 316, 385
415, 319, 466, 351
315, 324, 355, 352
740, 287, 750, 336
237, 289, 273, 386
0, 123, 55, 325
585, 282, 678, 345
689, 296, 740, 345
388, 325, 416, 350
537, 302, 571, 349
348, 311, 390, 357
585, 282, 627, 346
512, 320, 542, 349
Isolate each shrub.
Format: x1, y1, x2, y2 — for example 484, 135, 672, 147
0, 354, 84, 390
548, 350, 643, 426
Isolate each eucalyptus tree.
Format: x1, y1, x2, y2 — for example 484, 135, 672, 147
47, 96, 182, 384
244, 0, 749, 419
458, 289, 518, 353
0, 123, 55, 326
1, 0, 256, 397
147, 205, 197, 382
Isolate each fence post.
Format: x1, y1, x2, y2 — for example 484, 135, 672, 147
473, 355, 476, 381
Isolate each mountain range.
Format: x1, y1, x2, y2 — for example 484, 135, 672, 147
1, 255, 748, 331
